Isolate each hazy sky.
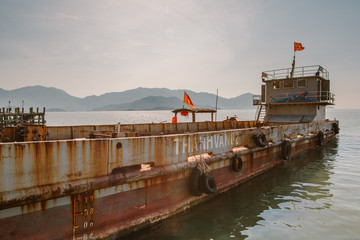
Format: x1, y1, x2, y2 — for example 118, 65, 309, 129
0, 0, 359, 108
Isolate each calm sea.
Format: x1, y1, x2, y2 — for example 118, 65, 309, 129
45, 109, 256, 126
47, 109, 360, 240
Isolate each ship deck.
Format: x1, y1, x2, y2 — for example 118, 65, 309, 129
45, 120, 260, 140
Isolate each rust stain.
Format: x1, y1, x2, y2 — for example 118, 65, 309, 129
33, 142, 41, 187
56, 141, 61, 179
44, 142, 54, 185
81, 140, 87, 179
40, 200, 47, 211
66, 141, 78, 183
14, 144, 25, 190
66, 171, 82, 178
92, 139, 108, 177
25, 202, 38, 213
154, 137, 164, 166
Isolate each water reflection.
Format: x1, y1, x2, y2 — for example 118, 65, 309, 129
121, 139, 338, 240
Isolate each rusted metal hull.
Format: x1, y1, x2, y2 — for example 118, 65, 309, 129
0, 120, 338, 239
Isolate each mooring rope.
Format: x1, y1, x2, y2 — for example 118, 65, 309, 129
196, 139, 211, 174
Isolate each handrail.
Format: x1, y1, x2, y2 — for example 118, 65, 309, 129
255, 105, 261, 120
261, 65, 329, 81
252, 95, 263, 105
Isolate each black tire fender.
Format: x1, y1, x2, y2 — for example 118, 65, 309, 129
332, 122, 339, 134
189, 168, 203, 196
200, 174, 217, 194
232, 154, 243, 172
318, 131, 324, 146
253, 132, 268, 147
281, 140, 292, 160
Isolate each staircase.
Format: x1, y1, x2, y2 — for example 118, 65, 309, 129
255, 104, 267, 122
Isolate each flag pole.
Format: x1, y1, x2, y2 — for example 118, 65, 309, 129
290, 49, 296, 78
291, 42, 305, 77
183, 91, 185, 109
215, 89, 218, 122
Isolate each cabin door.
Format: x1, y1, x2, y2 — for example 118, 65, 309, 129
321, 80, 330, 101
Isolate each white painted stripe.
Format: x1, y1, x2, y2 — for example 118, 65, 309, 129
0, 196, 71, 219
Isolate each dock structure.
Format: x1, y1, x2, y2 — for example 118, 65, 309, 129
0, 107, 46, 127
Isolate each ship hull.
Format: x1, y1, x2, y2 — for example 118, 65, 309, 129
0, 121, 338, 239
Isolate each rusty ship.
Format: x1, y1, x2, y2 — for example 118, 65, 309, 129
0, 65, 339, 239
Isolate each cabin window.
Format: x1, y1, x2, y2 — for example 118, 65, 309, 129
273, 81, 281, 90
284, 79, 294, 88
297, 79, 307, 88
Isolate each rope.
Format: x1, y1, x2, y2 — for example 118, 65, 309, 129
196, 155, 210, 174
196, 139, 211, 174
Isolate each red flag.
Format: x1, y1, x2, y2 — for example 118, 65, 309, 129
294, 42, 305, 51
184, 91, 194, 109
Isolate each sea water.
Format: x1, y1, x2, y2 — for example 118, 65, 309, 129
46, 109, 256, 126
47, 109, 360, 240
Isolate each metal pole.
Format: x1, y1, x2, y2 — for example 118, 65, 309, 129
183, 91, 185, 109
215, 89, 218, 122
290, 52, 295, 78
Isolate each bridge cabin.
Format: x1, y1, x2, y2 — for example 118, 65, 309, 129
253, 65, 335, 123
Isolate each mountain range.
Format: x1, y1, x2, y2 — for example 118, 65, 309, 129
0, 86, 255, 111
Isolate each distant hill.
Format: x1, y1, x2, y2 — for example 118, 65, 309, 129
92, 96, 184, 111
228, 93, 254, 109
0, 86, 255, 111
47, 108, 67, 112
0, 86, 81, 110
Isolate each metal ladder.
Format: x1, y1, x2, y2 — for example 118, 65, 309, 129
255, 104, 267, 122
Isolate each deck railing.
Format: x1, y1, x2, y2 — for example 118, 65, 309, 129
261, 65, 329, 81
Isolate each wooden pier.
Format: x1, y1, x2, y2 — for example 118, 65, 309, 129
0, 107, 46, 127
